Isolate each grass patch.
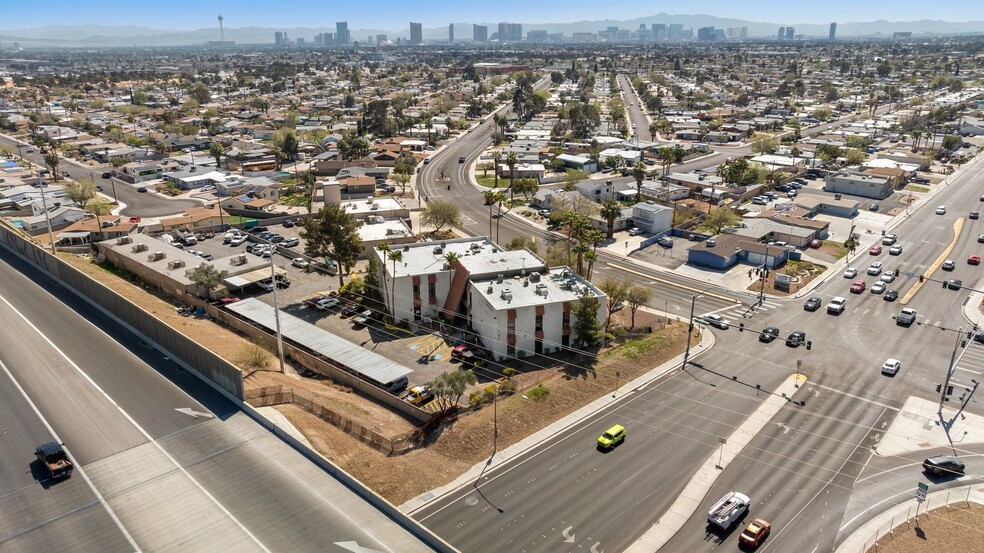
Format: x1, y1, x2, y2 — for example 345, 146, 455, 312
475, 174, 499, 188
279, 193, 310, 207
821, 240, 848, 259
603, 331, 674, 362
905, 184, 930, 193
97, 260, 137, 282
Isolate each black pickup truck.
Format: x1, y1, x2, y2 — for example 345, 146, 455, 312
36, 442, 74, 480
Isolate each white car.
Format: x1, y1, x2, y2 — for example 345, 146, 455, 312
229, 235, 246, 246
881, 271, 896, 283
628, 227, 642, 236
316, 297, 340, 310
936, 206, 947, 215
867, 262, 883, 275
843, 267, 858, 278
291, 257, 309, 269
871, 281, 886, 294
282, 237, 300, 248
942, 259, 955, 271
881, 358, 901, 376
702, 313, 730, 330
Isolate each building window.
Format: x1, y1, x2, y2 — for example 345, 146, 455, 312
507, 317, 515, 334
412, 283, 420, 301
562, 307, 570, 329
535, 314, 543, 332
428, 281, 436, 299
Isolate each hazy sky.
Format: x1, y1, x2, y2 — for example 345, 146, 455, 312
4, 0, 984, 31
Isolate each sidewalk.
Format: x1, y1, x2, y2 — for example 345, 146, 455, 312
401, 313, 716, 514
873, 396, 984, 459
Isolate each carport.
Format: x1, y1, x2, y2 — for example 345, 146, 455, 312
224, 266, 288, 291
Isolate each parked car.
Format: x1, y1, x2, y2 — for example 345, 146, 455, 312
291, 258, 309, 269
628, 227, 642, 236
282, 237, 299, 248
315, 297, 340, 310
808, 239, 822, 249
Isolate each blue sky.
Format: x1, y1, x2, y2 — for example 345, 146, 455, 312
4, 0, 984, 31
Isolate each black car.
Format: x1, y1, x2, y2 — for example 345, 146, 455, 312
759, 327, 780, 343
101, 172, 112, 179
948, 279, 963, 290
282, 219, 295, 228
972, 211, 981, 220
884, 289, 899, 301
785, 330, 806, 347
804, 297, 822, 311
922, 455, 965, 476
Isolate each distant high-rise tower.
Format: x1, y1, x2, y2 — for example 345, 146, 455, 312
497, 22, 522, 42
410, 22, 423, 45
449, 24, 454, 43
668, 24, 683, 40
274, 31, 285, 45
336, 22, 350, 46
785, 27, 795, 40
473, 24, 487, 42
829, 22, 837, 41
217, 15, 225, 42
778, 27, 785, 40
377, 34, 387, 46
697, 26, 716, 41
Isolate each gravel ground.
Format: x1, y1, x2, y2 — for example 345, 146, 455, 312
871, 503, 984, 553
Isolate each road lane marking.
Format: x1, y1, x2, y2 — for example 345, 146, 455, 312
808, 383, 900, 411
0, 292, 273, 553
606, 263, 741, 304
0, 358, 142, 552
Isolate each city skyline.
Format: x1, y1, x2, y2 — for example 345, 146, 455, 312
2, 0, 984, 33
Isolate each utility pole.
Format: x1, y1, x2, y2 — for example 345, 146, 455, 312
759, 244, 770, 306
269, 254, 286, 374
940, 326, 965, 412
682, 294, 698, 370
37, 171, 57, 254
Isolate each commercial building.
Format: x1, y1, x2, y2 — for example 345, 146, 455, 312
448, 24, 454, 43
410, 22, 423, 45
498, 22, 523, 42
373, 237, 606, 360
824, 172, 894, 200
777, 27, 785, 40
829, 22, 837, 41
697, 27, 716, 41
274, 31, 286, 45
785, 27, 796, 40
668, 24, 683, 40
336, 22, 350, 46
473, 24, 487, 42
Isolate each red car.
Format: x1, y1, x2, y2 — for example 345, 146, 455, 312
850, 280, 866, 293
739, 518, 771, 548
808, 239, 822, 249
218, 296, 241, 305
970, 255, 982, 265
869, 245, 882, 255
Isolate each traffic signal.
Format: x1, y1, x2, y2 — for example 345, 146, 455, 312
936, 384, 942, 393
919, 275, 924, 283
739, 323, 744, 332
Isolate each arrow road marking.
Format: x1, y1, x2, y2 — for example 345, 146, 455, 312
562, 526, 575, 543
776, 422, 790, 434
591, 542, 605, 553
334, 542, 385, 553
174, 407, 214, 419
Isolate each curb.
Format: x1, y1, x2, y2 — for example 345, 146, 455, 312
401, 323, 716, 514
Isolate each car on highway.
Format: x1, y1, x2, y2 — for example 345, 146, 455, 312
804, 297, 822, 311
972, 211, 981, 220
759, 327, 780, 342
871, 281, 886, 294
936, 205, 947, 215
738, 518, 771, 549
970, 255, 982, 265
942, 259, 955, 271
868, 245, 882, 255
101, 172, 112, 178
597, 424, 625, 449
948, 279, 963, 290
850, 280, 866, 293
315, 297, 340, 310
843, 267, 858, 278
867, 262, 883, 275
896, 308, 917, 326
884, 289, 899, 301
785, 330, 806, 347
702, 313, 730, 329
889, 244, 903, 255
881, 270, 896, 283
922, 455, 965, 476
881, 358, 901, 376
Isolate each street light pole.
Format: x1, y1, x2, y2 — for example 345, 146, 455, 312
269, 254, 287, 374
759, 244, 770, 306
37, 171, 57, 254
940, 326, 964, 412
681, 293, 698, 370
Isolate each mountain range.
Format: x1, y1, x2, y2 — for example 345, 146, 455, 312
1, 14, 983, 48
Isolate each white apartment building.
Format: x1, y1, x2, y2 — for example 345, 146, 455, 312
374, 237, 606, 360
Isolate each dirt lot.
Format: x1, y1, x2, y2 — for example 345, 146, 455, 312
872, 502, 984, 553
63, 253, 687, 504
746, 260, 826, 296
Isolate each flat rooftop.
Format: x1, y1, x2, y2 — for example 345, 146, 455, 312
473, 266, 604, 310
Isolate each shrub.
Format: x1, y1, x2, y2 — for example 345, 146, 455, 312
502, 368, 517, 377
527, 382, 550, 401
237, 343, 270, 370
468, 392, 485, 408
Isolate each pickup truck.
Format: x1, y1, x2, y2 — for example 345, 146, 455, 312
35, 442, 74, 480
402, 385, 434, 405
827, 297, 846, 314
707, 491, 750, 529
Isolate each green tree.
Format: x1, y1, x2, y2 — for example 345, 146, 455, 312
187, 263, 228, 298
705, 207, 740, 233
43, 151, 61, 181
300, 205, 363, 287
632, 164, 647, 199
845, 148, 866, 165
421, 199, 463, 233
625, 285, 653, 330
600, 199, 622, 239
505, 150, 519, 200
364, 256, 382, 302
428, 370, 477, 414
64, 178, 97, 208
187, 82, 211, 105
598, 278, 629, 333
209, 142, 225, 169
572, 290, 602, 350
750, 137, 779, 155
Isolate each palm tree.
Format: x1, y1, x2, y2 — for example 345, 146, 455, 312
209, 142, 225, 169
574, 241, 591, 277
387, 249, 403, 318
505, 151, 519, 201
443, 251, 460, 316
300, 171, 317, 213
492, 151, 502, 188
632, 164, 647, 200
658, 147, 675, 176
911, 129, 922, 151
601, 199, 622, 239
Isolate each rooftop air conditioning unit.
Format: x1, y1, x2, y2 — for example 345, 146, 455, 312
496, 274, 504, 284
117, 236, 132, 245
530, 272, 540, 282
433, 246, 443, 254
149, 251, 165, 261
132, 243, 148, 253
231, 254, 247, 265
487, 285, 494, 294
101, 220, 113, 228
500, 289, 513, 301
167, 260, 185, 270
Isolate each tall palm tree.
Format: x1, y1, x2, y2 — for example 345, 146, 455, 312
492, 151, 502, 188
443, 251, 460, 317
505, 151, 519, 201
209, 142, 225, 169
387, 249, 403, 319
601, 199, 622, 239
574, 241, 591, 277
300, 171, 317, 213
632, 164, 647, 200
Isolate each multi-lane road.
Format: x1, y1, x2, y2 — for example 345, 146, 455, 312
412, 76, 984, 552
0, 248, 437, 551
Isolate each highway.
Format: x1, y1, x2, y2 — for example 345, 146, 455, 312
0, 247, 437, 552
0, 133, 202, 217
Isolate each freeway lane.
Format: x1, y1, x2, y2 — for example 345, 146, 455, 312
0, 247, 437, 552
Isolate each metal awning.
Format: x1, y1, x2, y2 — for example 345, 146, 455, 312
224, 266, 287, 289
226, 298, 412, 385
